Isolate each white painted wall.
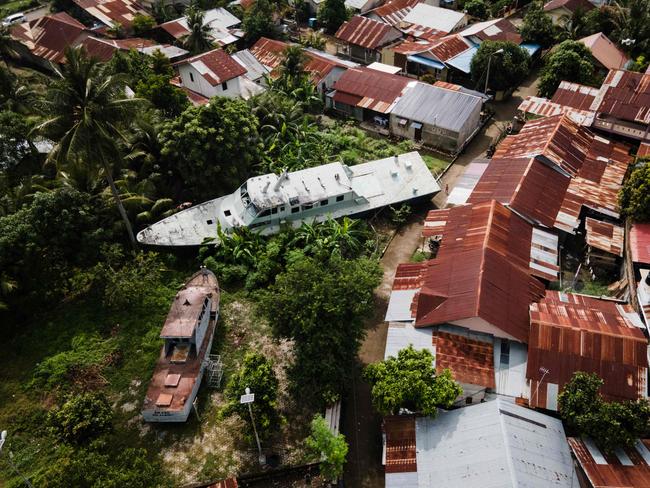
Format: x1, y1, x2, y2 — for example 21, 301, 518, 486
178, 63, 244, 99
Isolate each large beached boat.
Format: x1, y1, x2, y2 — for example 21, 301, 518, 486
142, 269, 220, 423
137, 151, 440, 246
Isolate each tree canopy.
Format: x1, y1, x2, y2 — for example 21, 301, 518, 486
317, 0, 348, 33
558, 372, 650, 453
181, 6, 214, 54
306, 414, 348, 481
48, 392, 113, 444
364, 346, 462, 416
619, 161, 650, 221
464, 0, 489, 20
537, 40, 599, 97
243, 0, 281, 43
519, 1, 557, 48
470, 40, 530, 92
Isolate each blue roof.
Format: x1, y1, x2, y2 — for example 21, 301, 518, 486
521, 43, 541, 56
445, 45, 478, 74
407, 55, 445, 70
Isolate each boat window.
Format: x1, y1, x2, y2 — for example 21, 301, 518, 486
291, 206, 299, 214
289, 197, 299, 206
336, 195, 344, 202
280, 206, 285, 212
271, 207, 278, 214
321, 199, 328, 206
302, 203, 313, 211
258, 209, 271, 217
224, 209, 231, 217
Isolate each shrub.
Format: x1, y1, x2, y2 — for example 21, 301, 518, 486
48, 392, 113, 443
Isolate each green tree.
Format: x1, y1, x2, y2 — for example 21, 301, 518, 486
107, 21, 126, 38
136, 73, 189, 117
159, 97, 261, 201
619, 161, 650, 221
259, 255, 382, 405
629, 55, 649, 72
537, 40, 598, 97
611, 0, 650, 57
223, 352, 279, 439
364, 346, 462, 416
519, 2, 557, 48
48, 392, 113, 443
0, 110, 38, 173
306, 414, 348, 481
464, 0, 489, 20
36, 46, 142, 247
243, 0, 280, 43
182, 6, 214, 54
132, 13, 157, 36
317, 0, 348, 33
0, 24, 18, 66
470, 40, 530, 92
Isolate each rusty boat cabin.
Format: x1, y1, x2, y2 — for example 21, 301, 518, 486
142, 269, 220, 422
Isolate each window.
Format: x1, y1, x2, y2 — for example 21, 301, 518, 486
336, 195, 344, 202
302, 203, 313, 211
258, 209, 271, 217
280, 206, 285, 212
320, 199, 329, 206
271, 207, 278, 214
465, 397, 473, 405
291, 206, 299, 214
500, 339, 510, 366
189, 72, 194, 83
224, 210, 231, 217
206, 219, 213, 225
221, 81, 228, 91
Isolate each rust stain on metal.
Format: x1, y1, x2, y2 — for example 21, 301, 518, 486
585, 217, 624, 256
383, 415, 417, 473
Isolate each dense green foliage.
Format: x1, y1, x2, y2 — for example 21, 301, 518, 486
558, 372, 650, 452
537, 40, 599, 98
519, 2, 557, 48
317, 0, 348, 33
181, 6, 214, 54
619, 161, 650, 221
259, 254, 382, 405
465, 0, 489, 20
48, 392, 113, 443
243, 0, 281, 42
132, 13, 157, 36
223, 352, 280, 440
470, 40, 530, 92
306, 414, 348, 481
364, 346, 462, 416
610, 0, 650, 58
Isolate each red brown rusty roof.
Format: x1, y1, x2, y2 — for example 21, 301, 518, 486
630, 223, 650, 265
459, 18, 521, 44
568, 437, 650, 488
638, 142, 650, 158
414, 200, 547, 342
160, 19, 189, 39
177, 48, 246, 86
383, 415, 417, 473
543, 0, 594, 13
392, 262, 427, 290
579, 32, 629, 71
332, 67, 412, 113
427, 34, 471, 62
74, 0, 149, 28
422, 207, 450, 237
335, 15, 396, 49
371, 0, 420, 26
433, 330, 495, 388
592, 69, 650, 125
585, 218, 624, 256
391, 37, 439, 55
527, 291, 647, 409
79, 36, 155, 62
551, 81, 599, 111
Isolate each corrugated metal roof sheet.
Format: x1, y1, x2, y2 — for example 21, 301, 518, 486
390, 81, 482, 132
543, 0, 594, 13
232, 48, 268, 81
433, 330, 495, 388
458, 17, 521, 44
160, 8, 240, 45
527, 291, 648, 409
401, 3, 466, 34
370, 0, 420, 26
638, 142, 650, 158
427, 34, 472, 62
518, 96, 596, 126
630, 223, 650, 265
551, 80, 599, 110
445, 159, 489, 206
79, 36, 155, 62
332, 67, 412, 113
178, 48, 246, 85
74, 0, 149, 28
591, 69, 650, 124
579, 32, 629, 70
569, 437, 650, 488
585, 217, 624, 256
422, 207, 450, 237
335, 15, 396, 49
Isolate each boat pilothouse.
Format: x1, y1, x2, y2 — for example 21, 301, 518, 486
142, 269, 220, 422
137, 151, 441, 247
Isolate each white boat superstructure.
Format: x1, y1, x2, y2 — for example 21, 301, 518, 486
137, 151, 440, 246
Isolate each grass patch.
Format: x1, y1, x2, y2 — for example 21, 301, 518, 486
0, 0, 39, 17
423, 154, 451, 178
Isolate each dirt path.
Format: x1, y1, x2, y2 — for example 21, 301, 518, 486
342, 68, 542, 488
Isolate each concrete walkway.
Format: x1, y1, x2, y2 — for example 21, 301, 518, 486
342, 68, 541, 488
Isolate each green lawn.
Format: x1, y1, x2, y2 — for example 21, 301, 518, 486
423, 154, 451, 178
0, 0, 38, 17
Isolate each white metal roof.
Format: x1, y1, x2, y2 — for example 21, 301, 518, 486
446, 159, 488, 205
232, 48, 269, 81
413, 398, 578, 487
367, 61, 402, 74
402, 4, 466, 33
138, 44, 188, 60
384, 322, 434, 359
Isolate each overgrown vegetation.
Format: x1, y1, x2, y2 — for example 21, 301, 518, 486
306, 414, 348, 481
619, 161, 650, 222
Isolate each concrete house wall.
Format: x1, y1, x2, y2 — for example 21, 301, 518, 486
178, 63, 243, 98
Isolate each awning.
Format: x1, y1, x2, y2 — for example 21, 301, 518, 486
410, 122, 423, 129
407, 55, 445, 70
521, 43, 541, 57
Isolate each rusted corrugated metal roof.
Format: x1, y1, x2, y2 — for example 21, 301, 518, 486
370, 0, 420, 27
551, 81, 599, 110
579, 32, 629, 71
392, 263, 427, 290
335, 15, 395, 49
638, 142, 650, 158
391, 38, 438, 55
569, 437, 650, 488
428, 34, 471, 62
332, 67, 412, 113
80, 36, 155, 62
433, 331, 495, 388
414, 201, 547, 342
543, 0, 594, 13
383, 415, 417, 473
74, 0, 149, 28
459, 18, 521, 44
422, 208, 450, 237
207, 478, 238, 488
178, 48, 247, 86
528, 291, 647, 409
591, 69, 650, 125
518, 96, 595, 126
630, 223, 650, 265
585, 217, 624, 256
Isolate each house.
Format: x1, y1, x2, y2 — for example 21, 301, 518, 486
630, 223, 650, 328
383, 399, 578, 488
159, 8, 241, 48
385, 200, 558, 402
389, 81, 483, 152
590, 69, 650, 143
543, 0, 594, 24
249, 37, 358, 93
457, 17, 521, 45
232, 49, 269, 85
72, 0, 150, 30
174, 48, 263, 100
326, 66, 413, 121
468, 114, 633, 234
308, 0, 382, 15
518, 80, 598, 125
527, 291, 647, 410
400, 3, 467, 40
335, 16, 402, 63
579, 32, 630, 72
365, 0, 421, 27
568, 437, 650, 488
79, 36, 188, 62
9, 12, 89, 71
584, 217, 624, 274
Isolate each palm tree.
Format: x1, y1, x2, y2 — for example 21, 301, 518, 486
35, 46, 143, 248
0, 24, 18, 66
181, 6, 214, 54
611, 0, 650, 56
